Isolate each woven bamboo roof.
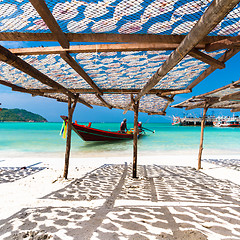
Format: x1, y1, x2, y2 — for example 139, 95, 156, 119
172, 80, 240, 112
0, 0, 240, 115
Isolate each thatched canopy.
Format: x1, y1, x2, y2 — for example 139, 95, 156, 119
172, 79, 240, 112
0, 0, 240, 115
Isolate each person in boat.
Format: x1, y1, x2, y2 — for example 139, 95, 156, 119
120, 118, 128, 133
138, 122, 143, 133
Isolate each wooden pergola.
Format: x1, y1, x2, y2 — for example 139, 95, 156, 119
1, 0, 240, 178
172, 79, 240, 170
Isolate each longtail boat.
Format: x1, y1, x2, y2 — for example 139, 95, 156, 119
61, 116, 143, 141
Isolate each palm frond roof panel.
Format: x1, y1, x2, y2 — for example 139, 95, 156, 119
171, 80, 240, 111
0, 49, 225, 91
45, 92, 168, 113
1, 0, 240, 36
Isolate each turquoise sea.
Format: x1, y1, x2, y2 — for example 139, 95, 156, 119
0, 122, 240, 157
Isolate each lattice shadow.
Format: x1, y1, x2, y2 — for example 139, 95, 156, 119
0, 167, 45, 184
1, 204, 240, 239
42, 164, 126, 201
203, 158, 240, 171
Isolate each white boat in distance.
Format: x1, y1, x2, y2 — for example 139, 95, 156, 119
213, 116, 240, 127
172, 115, 240, 127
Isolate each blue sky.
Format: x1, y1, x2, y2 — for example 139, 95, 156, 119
0, 41, 239, 123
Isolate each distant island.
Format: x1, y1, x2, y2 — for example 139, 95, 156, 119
0, 108, 47, 122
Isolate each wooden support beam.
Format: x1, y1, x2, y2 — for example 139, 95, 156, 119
189, 48, 225, 69
26, 88, 180, 94
124, 0, 239, 113
0, 45, 92, 108
0, 79, 43, 95
156, 94, 174, 102
29, 0, 69, 48
220, 91, 240, 101
148, 111, 166, 115
60, 52, 102, 95
163, 100, 173, 113
231, 107, 240, 112
160, 89, 191, 96
95, 93, 112, 109
205, 35, 240, 52
0, 32, 229, 44
63, 95, 79, 179
10, 43, 206, 56
132, 99, 139, 179
198, 105, 209, 170
230, 83, 240, 89
187, 49, 240, 90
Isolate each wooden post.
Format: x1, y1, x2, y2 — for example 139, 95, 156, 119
198, 105, 208, 170
133, 100, 139, 178
63, 94, 79, 179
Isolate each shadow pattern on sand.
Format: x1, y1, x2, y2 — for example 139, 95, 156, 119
43, 164, 126, 201
1, 164, 240, 239
203, 158, 240, 171
0, 167, 45, 184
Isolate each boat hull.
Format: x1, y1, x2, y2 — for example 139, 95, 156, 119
214, 123, 240, 127
61, 116, 136, 141
73, 124, 134, 141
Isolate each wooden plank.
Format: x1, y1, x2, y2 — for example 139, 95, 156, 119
147, 111, 166, 115
230, 83, 240, 89
10, 43, 206, 55
189, 48, 225, 69
95, 94, 112, 109
198, 105, 208, 170
160, 89, 191, 96
156, 94, 174, 102
0, 44, 92, 108
206, 35, 240, 52
146, 111, 166, 115
123, 0, 239, 113
0, 79, 43, 95
187, 49, 240, 90
162, 100, 173, 113
0, 32, 229, 44
132, 99, 139, 178
60, 52, 102, 95
29, 0, 69, 48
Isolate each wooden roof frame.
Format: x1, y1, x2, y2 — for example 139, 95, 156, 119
0, 0, 240, 115
172, 79, 240, 112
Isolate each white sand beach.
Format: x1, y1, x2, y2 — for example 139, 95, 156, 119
0, 154, 240, 240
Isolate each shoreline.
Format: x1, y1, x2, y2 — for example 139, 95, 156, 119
1, 148, 240, 158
